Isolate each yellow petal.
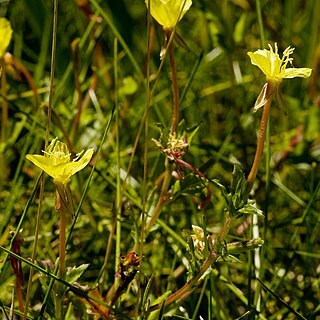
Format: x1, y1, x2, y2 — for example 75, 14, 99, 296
26, 154, 56, 178
62, 148, 94, 178
283, 67, 312, 79
0, 18, 13, 58
50, 148, 93, 184
248, 49, 281, 78
146, 0, 192, 29
27, 147, 94, 185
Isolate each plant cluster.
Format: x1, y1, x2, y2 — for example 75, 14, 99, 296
0, 0, 319, 319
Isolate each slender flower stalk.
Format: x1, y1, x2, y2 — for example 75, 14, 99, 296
246, 98, 272, 189
26, 138, 93, 317
144, 0, 192, 235
246, 44, 312, 192
166, 29, 180, 134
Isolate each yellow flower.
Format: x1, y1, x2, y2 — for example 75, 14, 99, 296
247, 43, 312, 111
146, 0, 192, 30
26, 138, 94, 185
0, 17, 13, 58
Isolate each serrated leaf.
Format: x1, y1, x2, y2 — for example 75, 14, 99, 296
66, 264, 89, 285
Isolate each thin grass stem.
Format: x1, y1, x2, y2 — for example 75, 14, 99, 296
114, 37, 122, 275
23, 1, 59, 318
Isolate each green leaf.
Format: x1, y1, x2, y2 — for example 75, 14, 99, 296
185, 121, 202, 145
212, 179, 234, 212
230, 164, 246, 208
151, 290, 172, 306
217, 254, 242, 263
66, 264, 89, 285
233, 13, 247, 44
237, 202, 263, 217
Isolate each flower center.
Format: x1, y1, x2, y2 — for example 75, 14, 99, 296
43, 141, 71, 165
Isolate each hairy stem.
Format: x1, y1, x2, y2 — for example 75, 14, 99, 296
144, 28, 181, 236
246, 99, 272, 193
166, 29, 180, 134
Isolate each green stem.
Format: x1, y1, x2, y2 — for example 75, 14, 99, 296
23, 176, 45, 320
45, 0, 58, 150
215, 216, 232, 244
114, 37, 121, 274
0, 66, 8, 182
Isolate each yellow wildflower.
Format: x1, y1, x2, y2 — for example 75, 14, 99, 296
26, 138, 94, 185
0, 17, 13, 58
146, 0, 192, 30
248, 43, 312, 111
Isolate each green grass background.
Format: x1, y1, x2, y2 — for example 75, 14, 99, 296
0, 0, 319, 319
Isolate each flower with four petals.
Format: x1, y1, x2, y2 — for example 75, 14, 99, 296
26, 138, 94, 186
247, 43, 312, 111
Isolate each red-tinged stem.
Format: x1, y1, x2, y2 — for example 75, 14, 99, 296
144, 29, 180, 236
16, 279, 24, 314
59, 206, 67, 279
246, 98, 272, 193
145, 158, 171, 235
175, 158, 211, 209
166, 29, 180, 134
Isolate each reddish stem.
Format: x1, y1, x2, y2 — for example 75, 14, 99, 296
165, 29, 180, 134
246, 98, 272, 192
